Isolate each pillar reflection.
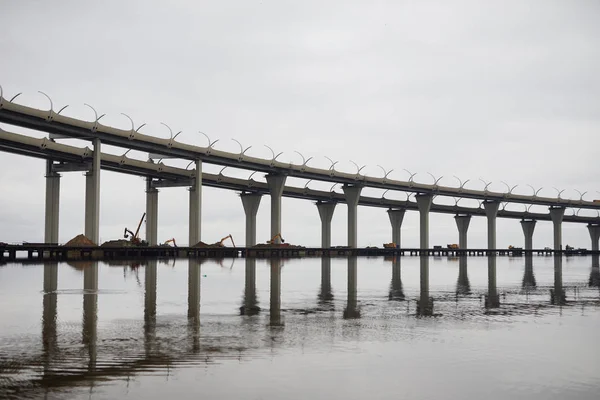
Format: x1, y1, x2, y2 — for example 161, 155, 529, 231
485, 256, 500, 308
456, 256, 470, 296
270, 258, 283, 326
318, 257, 334, 309
83, 262, 98, 372
551, 255, 566, 305
240, 258, 260, 315
144, 260, 157, 353
343, 256, 360, 319
388, 256, 404, 301
522, 255, 536, 290
417, 255, 433, 316
188, 259, 201, 351
42, 262, 58, 370
589, 255, 600, 288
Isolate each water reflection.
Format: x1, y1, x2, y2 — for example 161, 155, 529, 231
551, 255, 566, 305
590, 255, 600, 288
485, 256, 500, 308
188, 259, 201, 350
270, 258, 283, 326
343, 257, 360, 319
456, 256, 470, 296
417, 256, 433, 316
42, 263, 58, 374
388, 256, 404, 301
144, 260, 157, 355
522, 255, 537, 290
318, 257, 334, 309
82, 262, 98, 372
240, 258, 260, 315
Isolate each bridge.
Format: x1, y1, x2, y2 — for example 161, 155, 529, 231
1, 87, 600, 255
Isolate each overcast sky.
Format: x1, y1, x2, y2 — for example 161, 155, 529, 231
1, 0, 599, 248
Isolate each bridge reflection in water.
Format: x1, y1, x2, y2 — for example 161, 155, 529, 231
1, 254, 598, 398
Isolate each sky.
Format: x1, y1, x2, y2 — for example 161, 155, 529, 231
0, 0, 599, 248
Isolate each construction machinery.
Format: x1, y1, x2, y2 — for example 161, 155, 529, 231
447, 244, 459, 249
163, 238, 177, 247
214, 234, 236, 247
508, 245, 523, 250
124, 213, 149, 246
267, 233, 285, 245
383, 243, 397, 249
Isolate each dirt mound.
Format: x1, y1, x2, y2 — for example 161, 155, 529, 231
101, 239, 135, 247
193, 241, 211, 248
64, 234, 96, 247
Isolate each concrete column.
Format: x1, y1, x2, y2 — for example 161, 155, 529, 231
483, 201, 500, 250
343, 256, 360, 319
343, 185, 363, 248
549, 207, 565, 251
44, 161, 60, 244
587, 224, 600, 252
485, 256, 499, 308
317, 201, 336, 248
266, 174, 287, 243
241, 258, 259, 315
318, 257, 334, 307
454, 215, 471, 249
241, 193, 262, 247
387, 209, 405, 248
520, 219, 536, 250
83, 262, 98, 370
389, 256, 404, 301
270, 258, 283, 326
145, 178, 159, 246
415, 194, 432, 249
84, 139, 101, 244
188, 160, 202, 246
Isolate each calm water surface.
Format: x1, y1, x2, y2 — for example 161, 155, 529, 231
1, 255, 599, 399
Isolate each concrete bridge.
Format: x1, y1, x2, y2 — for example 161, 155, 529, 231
1, 89, 600, 254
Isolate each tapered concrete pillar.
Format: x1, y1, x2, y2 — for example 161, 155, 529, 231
83, 262, 98, 371
549, 207, 565, 251
188, 160, 202, 246
415, 194, 433, 249
241, 258, 260, 315
485, 256, 499, 308
587, 224, 600, 252
520, 219, 536, 250
456, 256, 470, 295
317, 201, 336, 248
342, 185, 362, 248
389, 256, 404, 301
270, 258, 283, 326
454, 214, 471, 249
387, 209, 405, 248
483, 201, 500, 250
266, 174, 287, 243
44, 161, 60, 244
145, 178, 159, 246
84, 139, 101, 244
241, 193, 262, 247
343, 257, 360, 319
318, 257, 334, 308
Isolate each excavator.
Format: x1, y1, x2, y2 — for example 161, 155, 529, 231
214, 234, 236, 247
267, 233, 285, 245
383, 243, 397, 249
124, 213, 149, 246
447, 244, 459, 249
163, 238, 177, 247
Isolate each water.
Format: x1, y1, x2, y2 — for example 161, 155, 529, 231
1, 255, 599, 399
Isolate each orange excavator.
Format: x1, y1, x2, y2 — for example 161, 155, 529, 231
214, 234, 235, 247
267, 233, 285, 245
124, 213, 148, 246
163, 238, 177, 247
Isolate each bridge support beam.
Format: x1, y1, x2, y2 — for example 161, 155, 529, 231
549, 207, 565, 251
266, 174, 287, 243
317, 201, 336, 248
241, 193, 262, 247
520, 219, 536, 250
188, 160, 202, 246
587, 224, 600, 252
483, 201, 500, 250
44, 160, 61, 244
387, 209, 405, 248
145, 178, 158, 246
454, 214, 471, 250
415, 194, 432, 249
343, 185, 363, 248
84, 139, 101, 244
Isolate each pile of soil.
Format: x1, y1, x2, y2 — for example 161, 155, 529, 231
193, 241, 212, 248
100, 239, 136, 247
64, 234, 96, 247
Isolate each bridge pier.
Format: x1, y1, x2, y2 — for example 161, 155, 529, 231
387, 209, 405, 248
483, 201, 500, 251
587, 224, 600, 252
343, 185, 363, 248
44, 160, 61, 244
84, 139, 101, 244
343, 257, 360, 319
146, 178, 159, 246
317, 201, 336, 248
454, 214, 471, 249
416, 194, 432, 249
549, 207, 565, 250
266, 174, 287, 243
188, 160, 202, 246
520, 219, 536, 250
241, 193, 262, 247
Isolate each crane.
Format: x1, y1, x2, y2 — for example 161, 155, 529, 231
215, 234, 235, 247
124, 213, 148, 246
163, 238, 177, 247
